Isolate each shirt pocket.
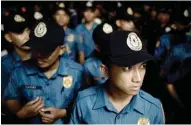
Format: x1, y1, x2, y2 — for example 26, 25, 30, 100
21, 85, 43, 102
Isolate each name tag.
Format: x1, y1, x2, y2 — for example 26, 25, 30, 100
21, 85, 42, 89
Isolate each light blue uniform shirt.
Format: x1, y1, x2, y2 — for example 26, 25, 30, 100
62, 28, 84, 61
4, 57, 84, 124
75, 23, 97, 58
69, 84, 165, 124
84, 57, 107, 85
1, 51, 22, 98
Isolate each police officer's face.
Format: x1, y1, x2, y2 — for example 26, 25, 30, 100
109, 62, 146, 95
33, 46, 65, 69
54, 10, 69, 27
83, 9, 95, 22
120, 20, 135, 31
5, 28, 30, 50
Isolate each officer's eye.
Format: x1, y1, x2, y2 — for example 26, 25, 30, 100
140, 63, 147, 69
122, 67, 131, 72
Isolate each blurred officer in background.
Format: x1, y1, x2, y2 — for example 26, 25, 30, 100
1, 13, 31, 124
53, 2, 85, 64
115, 5, 138, 32
75, 1, 98, 59
4, 21, 84, 124
84, 22, 116, 87
70, 31, 165, 124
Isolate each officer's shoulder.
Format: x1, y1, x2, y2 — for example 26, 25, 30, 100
139, 90, 161, 109
77, 86, 98, 101
64, 58, 84, 72
2, 53, 13, 64
75, 24, 84, 30
84, 57, 100, 65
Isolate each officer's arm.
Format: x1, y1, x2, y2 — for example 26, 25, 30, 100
166, 84, 185, 109
69, 99, 82, 124
79, 52, 85, 64
3, 72, 22, 115
75, 33, 85, 64
5, 100, 22, 114
153, 102, 165, 124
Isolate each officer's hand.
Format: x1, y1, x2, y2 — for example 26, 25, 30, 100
17, 97, 44, 119
39, 107, 67, 124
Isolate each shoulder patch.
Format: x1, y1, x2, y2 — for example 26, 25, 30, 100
77, 86, 98, 100
139, 90, 161, 109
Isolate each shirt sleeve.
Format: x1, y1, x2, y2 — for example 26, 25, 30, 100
153, 102, 165, 124
1, 65, 10, 98
69, 97, 82, 124
3, 71, 20, 100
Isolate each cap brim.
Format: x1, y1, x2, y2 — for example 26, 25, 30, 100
110, 52, 156, 67
25, 39, 56, 53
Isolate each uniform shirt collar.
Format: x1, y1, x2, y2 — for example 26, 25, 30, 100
133, 90, 145, 114
82, 22, 97, 31
13, 51, 21, 63
26, 57, 69, 76
93, 84, 145, 115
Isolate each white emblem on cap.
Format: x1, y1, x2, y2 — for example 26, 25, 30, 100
165, 27, 171, 33
184, 9, 189, 17
58, 2, 65, 8
103, 23, 113, 34
117, 2, 122, 8
94, 18, 102, 24
86, 1, 93, 7
34, 22, 47, 37
14, 14, 25, 22
126, 32, 142, 51
127, 7, 133, 15
34, 12, 43, 20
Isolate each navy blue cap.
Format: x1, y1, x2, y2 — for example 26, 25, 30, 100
93, 22, 117, 55
27, 21, 65, 53
53, 2, 70, 16
4, 14, 28, 33
108, 31, 155, 67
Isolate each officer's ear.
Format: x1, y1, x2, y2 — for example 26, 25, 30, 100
100, 64, 109, 78
4, 33, 12, 43
116, 20, 121, 27
59, 45, 66, 55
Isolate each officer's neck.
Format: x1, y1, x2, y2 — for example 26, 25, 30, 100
105, 83, 134, 111
14, 46, 31, 61
63, 26, 68, 31
85, 21, 94, 30
42, 59, 60, 79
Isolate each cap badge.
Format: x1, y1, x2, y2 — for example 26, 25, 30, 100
58, 2, 65, 8
103, 23, 113, 34
34, 22, 47, 38
137, 117, 150, 125
63, 76, 73, 88
34, 12, 43, 20
14, 14, 25, 22
126, 32, 142, 51
86, 1, 93, 7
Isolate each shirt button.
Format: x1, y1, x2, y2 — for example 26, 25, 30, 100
46, 97, 49, 100
117, 115, 120, 119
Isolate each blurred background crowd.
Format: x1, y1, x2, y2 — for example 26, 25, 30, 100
1, 1, 191, 124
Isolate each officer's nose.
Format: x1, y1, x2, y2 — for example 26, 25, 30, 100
132, 68, 141, 83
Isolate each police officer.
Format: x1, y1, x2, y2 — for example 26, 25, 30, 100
75, 1, 98, 59
53, 2, 85, 64
115, 5, 138, 32
69, 31, 165, 124
2, 13, 31, 124
84, 22, 116, 86
4, 21, 84, 124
